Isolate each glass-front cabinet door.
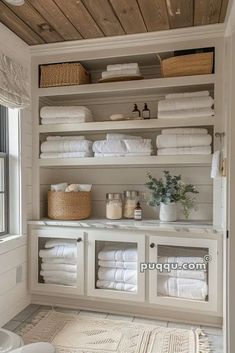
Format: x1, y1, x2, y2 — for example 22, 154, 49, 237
148, 234, 221, 314
87, 229, 145, 302
30, 226, 85, 296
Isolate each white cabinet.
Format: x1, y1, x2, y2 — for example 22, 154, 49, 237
148, 233, 222, 314
29, 226, 85, 296
87, 229, 145, 302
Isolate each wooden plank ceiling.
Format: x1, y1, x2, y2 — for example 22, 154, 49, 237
0, 0, 229, 45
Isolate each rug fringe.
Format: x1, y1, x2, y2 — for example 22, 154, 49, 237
195, 329, 211, 353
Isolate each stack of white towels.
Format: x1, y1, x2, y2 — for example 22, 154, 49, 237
101, 63, 141, 80
40, 136, 93, 159
156, 128, 212, 155
96, 247, 138, 292
157, 256, 208, 301
157, 91, 214, 119
93, 133, 153, 157
39, 239, 77, 286
40, 106, 93, 125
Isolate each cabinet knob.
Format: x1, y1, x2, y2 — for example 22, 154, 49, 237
77, 237, 82, 242
150, 243, 155, 248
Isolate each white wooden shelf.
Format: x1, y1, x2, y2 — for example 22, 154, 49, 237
37, 75, 215, 99
38, 155, 212, 168
38, 117, 215, 134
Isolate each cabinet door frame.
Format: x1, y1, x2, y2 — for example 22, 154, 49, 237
148, 234, 221, 314
87, 229, 145, 302
29, 226, 85, 296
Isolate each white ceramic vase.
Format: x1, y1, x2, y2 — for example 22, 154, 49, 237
159, 202, 177, 222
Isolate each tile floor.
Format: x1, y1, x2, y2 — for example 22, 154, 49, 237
3, 304, 223, 353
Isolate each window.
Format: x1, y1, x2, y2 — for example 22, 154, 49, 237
0, 106, 9, 235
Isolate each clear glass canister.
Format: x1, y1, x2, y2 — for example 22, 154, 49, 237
106, 193, 122, 220
123, 190, 139, 219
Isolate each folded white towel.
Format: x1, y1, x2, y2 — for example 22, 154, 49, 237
106, 133, 142, 140
124, 139, 153, 153
158, 96, 214, 112
158, 108, 214, 119
156, 134, 212, 148
47, 136, 85, 141
165, 91, 210, 99
157, 276, 208, 301
41, 263, 77, 272
40, 152, 93, 159
42, 257, 77, 264
107, 63, 139, 71
40, 270, 77, 281
51, 182, 68, 191
98, 268, 137, 285
161, 128, 208, 135
41, 140, 93, 153
41, 116, 92, 125
39, 245, 77, 259
102, 69, 140, 79
93, 140, 126, 154
96, 280, 137, 292
98, 247, 137, 262
157, 146, 211, 155
45, 239, 76, 248
94, 152, 152, 157
98, 260, 137, 270
44, 278, 77, 286
40, 106, 92, 119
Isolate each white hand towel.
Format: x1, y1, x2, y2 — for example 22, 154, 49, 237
93, 140, 126, 154
107, 63, 139, 71
42, 257, 77, 265
40, 152, 93, 159
161, 128, 208, 135
41, 263, 77, 272
51, 183, 68, 191
98, 260, 137, 270
106, 133, 142, 140
47, 136, 85, 141
40, 106, 92, 118
157, 276, 208, 301
96, 280, 137, 292
158, 108, 214, 119
41, 116, 92, 125
44, 278, 77, 286
41, 140, 93, 153
39, 245, 77, 259
45, 239, 76, 248
158, 96, 214, 112
124, 139, 153, 153
40, 270, 77, 281
98, 268, 137, 285
102, 69, 140, 79
165, 91, 210, 99
156, 134, 212, 148
211, 150, 221, 178
98, 247, 137, 262
157, 146, 211, 155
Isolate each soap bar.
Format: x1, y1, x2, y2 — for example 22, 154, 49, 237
110, 114, 125, 121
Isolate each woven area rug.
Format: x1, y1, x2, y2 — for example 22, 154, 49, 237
20, 311, 210, 353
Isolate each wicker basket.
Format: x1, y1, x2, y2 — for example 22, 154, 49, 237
39, 62, 90, 88
159, 52, 214, 78
48, 191, 91, 220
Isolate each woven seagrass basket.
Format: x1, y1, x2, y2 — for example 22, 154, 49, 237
40, 62, 90, 88
48, 191, 91, 220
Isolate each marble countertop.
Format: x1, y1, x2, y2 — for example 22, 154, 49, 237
28, 218, 223, 234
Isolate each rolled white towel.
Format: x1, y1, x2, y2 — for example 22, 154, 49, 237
40, 106, 92, 118
107, 63, 139, 71
98, 247, 137, 262
158, 108, 214, 119
98, 268, 137, 285
158, 96, 214, 112
41, 140, 93, 153
41, 263, 77, 272
157, 276, 208, 301
96, 280, 137, 292
106, 133, 142, 140
156, 134, 212, 148
165, 91, 210, 99
39, 245, 77, 259
41, 116, 92, 124
93, 140, 126, 154
157, 146, 211, 155
98, 260, 137, 270
47, 136, 85, 141
161, 128, 208, 135
40, 152, 93, 159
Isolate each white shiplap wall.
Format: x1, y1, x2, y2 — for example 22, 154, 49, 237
0, 23, 31, 327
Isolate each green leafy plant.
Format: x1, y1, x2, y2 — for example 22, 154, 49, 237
145, 170, 199, 219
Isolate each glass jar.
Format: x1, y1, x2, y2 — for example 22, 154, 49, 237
123, 190, 139, 219
106, 193, 122, 220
